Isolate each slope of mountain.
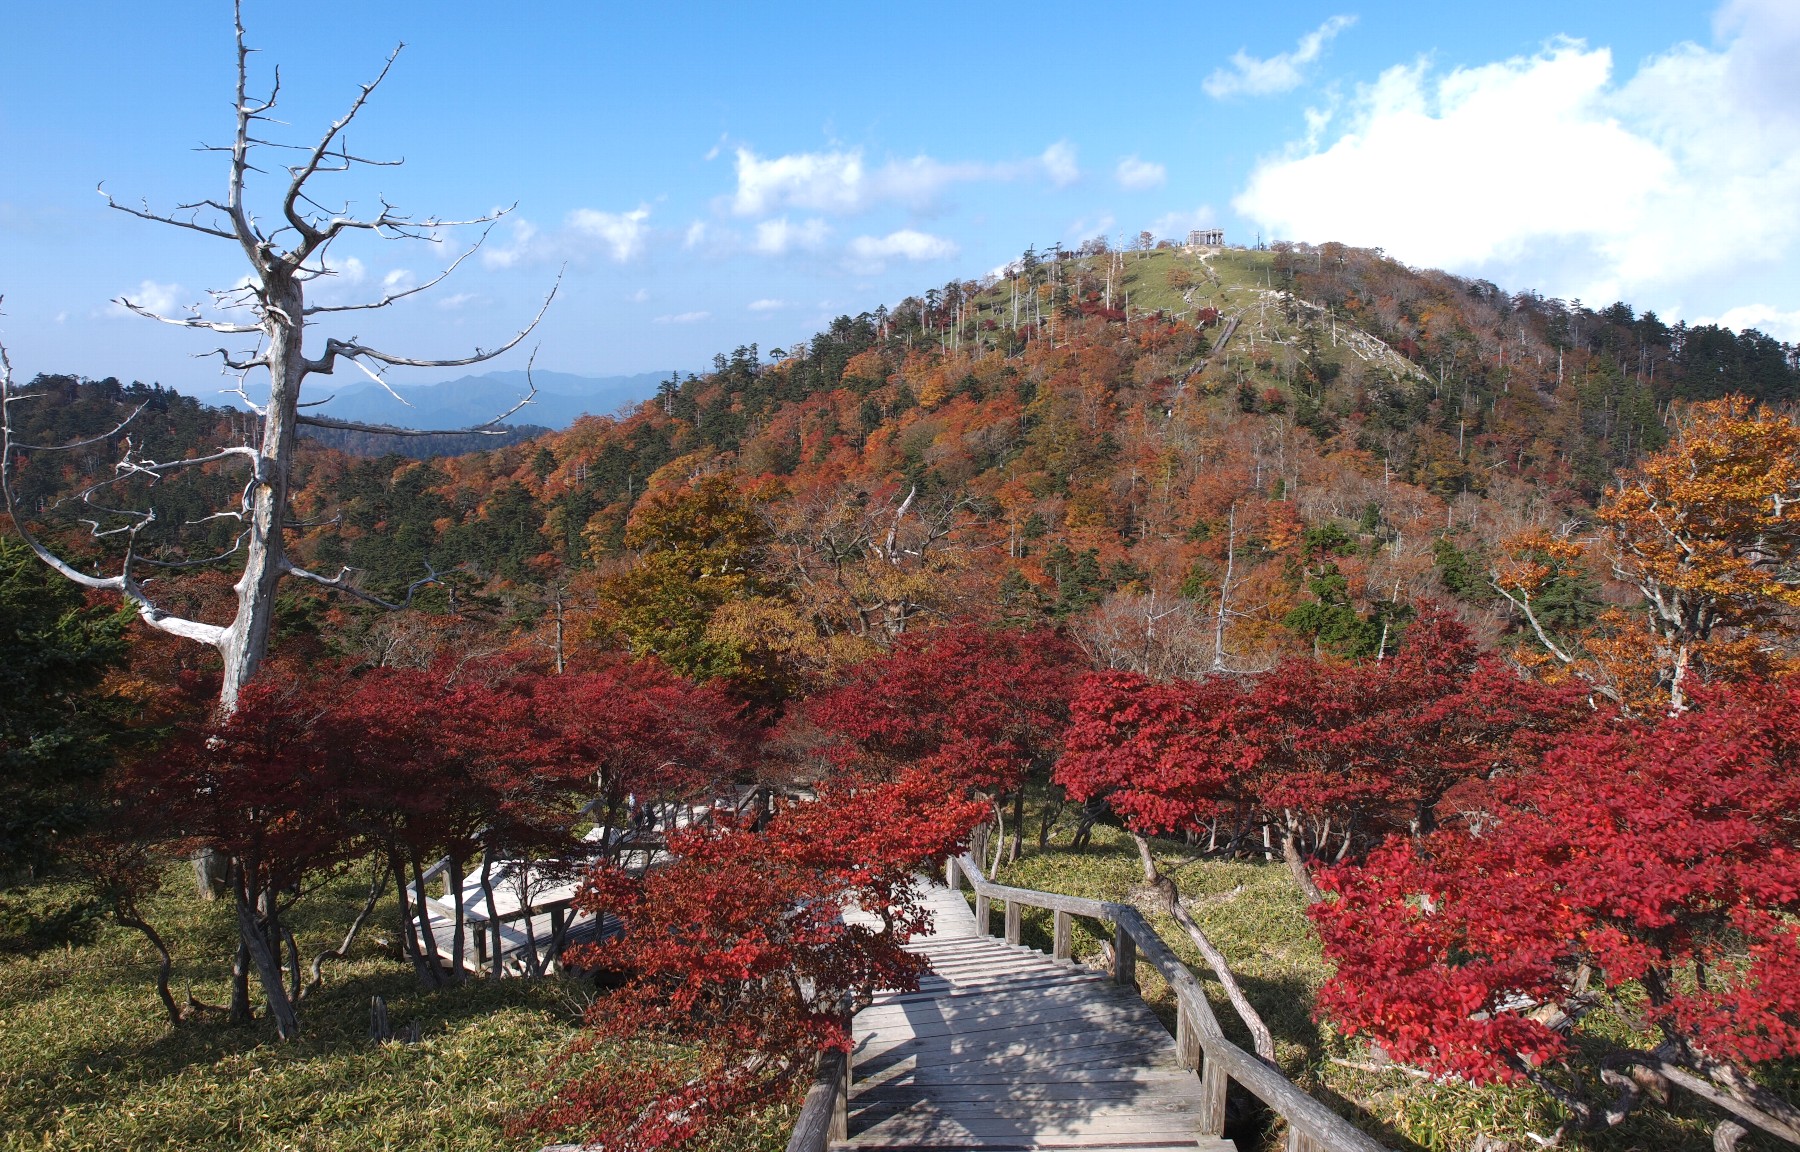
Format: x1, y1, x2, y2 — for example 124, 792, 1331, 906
304, 369, 674, 431
13, 240, 1797, 673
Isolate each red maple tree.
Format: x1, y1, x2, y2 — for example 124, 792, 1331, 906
799, 623, 1075, 869
523, 767, 983, 1152
1312, 680, 1800, 1141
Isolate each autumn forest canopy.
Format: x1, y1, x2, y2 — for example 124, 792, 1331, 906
6, 229, 1800, 1149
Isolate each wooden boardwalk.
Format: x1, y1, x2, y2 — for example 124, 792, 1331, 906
842, 884, 1234, 1152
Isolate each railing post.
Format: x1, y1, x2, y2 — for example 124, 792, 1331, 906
945, 856, 959, 891
974, 892, 991, 936
1112, 920, 1136, 986
1175, 1003, 1202, 1071
1004, 899, 1022, 946
1197, 1052, 1229, 1137
1053, 910, 1072, 960
1287, 1129, 1326, 1152
830, 1049, 849, 1143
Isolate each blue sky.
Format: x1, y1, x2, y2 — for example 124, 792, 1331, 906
2, 1, 1795, 401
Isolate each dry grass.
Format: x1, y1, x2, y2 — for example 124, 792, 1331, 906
0, 866, 798, 1152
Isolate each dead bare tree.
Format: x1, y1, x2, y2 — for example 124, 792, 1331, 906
1, 1, 555, 716
0, 3, 556, 1040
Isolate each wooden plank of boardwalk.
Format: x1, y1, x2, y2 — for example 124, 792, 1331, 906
840, 885, 1235, 1152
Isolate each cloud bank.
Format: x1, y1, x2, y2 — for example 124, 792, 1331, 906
729, 143, 1081, 217
1233, 1, 1800, 320
1205, 16, 1356, 99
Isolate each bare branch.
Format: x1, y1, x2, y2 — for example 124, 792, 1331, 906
114, 295, 263, 335
280, 556, 440, 610
302, 222, 495, 316
304, 271, 559, 376
282, 42, 405, 251
132, 529, 254, 569
8, 399, 151, 452
202, 348, 271, 373
1, 338, 228, 647
298, 347, 541, 435
99, 184, 239, 241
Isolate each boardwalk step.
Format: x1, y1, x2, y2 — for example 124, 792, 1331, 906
844, 882, 1224, 1152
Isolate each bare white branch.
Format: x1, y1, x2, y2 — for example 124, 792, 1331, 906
280, 556, 440, 610
0, 337, 227, 647
115, 295, 264, 335
305, 270, 559, 375
99, 184, 239, 241
298, 348, 539, 435
302, 222, 495, 316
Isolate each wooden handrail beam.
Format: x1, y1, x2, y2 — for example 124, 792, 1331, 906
945, 854, 1390, 1152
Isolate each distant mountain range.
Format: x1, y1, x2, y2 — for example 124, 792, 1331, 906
302, 369, 674, 432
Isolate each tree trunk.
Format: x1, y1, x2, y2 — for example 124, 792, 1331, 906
389, 851, 432, 983
230, 937, 252, 1024
408, 852, 447, 988
988, 800, 1005, 880
308, 861, 386, 995
1037, 792, 1063, 848
116, 912, 181, 1025
1165, 895, 1277, 1062
1281, 829, 1324, 905
191, 849, 228, 900
217, 273, 306, 713
448, 853, 466, 980
1131, 833, 1161, 885
480, 849, 503, 977
235, 884, 299, 1040
1008, 790, 1025, 865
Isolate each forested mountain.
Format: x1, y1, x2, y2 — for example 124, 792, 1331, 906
11, 240, 1798, 684
9, 237, 1800, 1151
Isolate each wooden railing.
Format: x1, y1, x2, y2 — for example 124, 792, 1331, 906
783, 857, 1390, 1152
784, 1048, 849, 1152
946, 854, 1389, 1152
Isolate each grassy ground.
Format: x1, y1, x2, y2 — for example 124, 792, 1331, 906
0, 866, 798, 1152
982, 809, 1784, 1152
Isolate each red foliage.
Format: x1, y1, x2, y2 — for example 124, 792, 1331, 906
525, 656, 745, 846
801, 623, 1076, 797
524, 768, 984, 1152
1056, 607, 1583, 848
137, 676, 353, 894
1312, 679, 1800, 1085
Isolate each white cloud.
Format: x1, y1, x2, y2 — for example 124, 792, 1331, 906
568, 206, 651, 262
730, 143, 1082, 216
846, 229, 959, 272
1703, 304, 1800, 342
655, 311, 710, 324
1233, 5, 1800, 319
1040, 141, 1080, 187
1115, 156, 1167, 190
483, 207, 650, 267
1205, 15, 1356, 99
1150, 206, 1219, 239
748, 298, 788, 312
112, 279, 183, 317
482, 218, 540, 269
753, 216, 831, 255
683, 221, 709, 249
629, 288, 650, 303
435, 292, 477, 311
733, 148, 868, 216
